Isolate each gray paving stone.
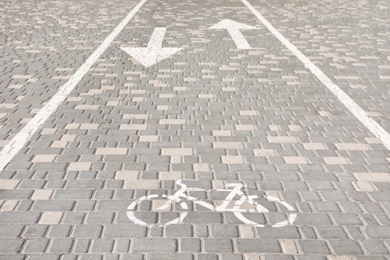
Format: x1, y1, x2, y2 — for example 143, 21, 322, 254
358, 257, 389, 260
77, 255, 103, 260
48, 238, 74, 253
345, 226, 366, 240
0, 189, 33, 199
0, 238, 24, 253
120, 254, 144, 260
97, 200, 134, 211
182, 212, 223, 224
331, 213, 363, 225
180, 238, 201, 252
16, 200, 34, 211
299, 226, 318, 239
73, 239, 91, 254
298, 240, 330, 255
294, 213, 333, 225
203, 238, 233, 253
0, 212, 41, 224
67, 180, 104, 189
210, 224, 238, 238
62, 212, 86, 224
218, 255, 244, 260
47, 224, 72, 238
255, 226, 301, 239
103, 224, 147, 238
0, 255, 25, 260
43, 180, 66, 189
22, 238, 49, 254
18, 180, 46, 189
315, 226, 348, 239
195, 225, 209, 238
61, 256, 78, 260
312, 202, 341, 212
329, 239, 364, 255
197, 255, 218, 260
26, 255, 63, 260
148, 253, 193, 260
54, 190, 94, 200
365, 226, 390, 239
91, 239, 115, 253
72, 225, 103, 238
263, 255, 294, 260
86, 212, 115, 224
0, 224, 25, 237
23, 225, 48, 238
235, 239, 281, 253
33, 200, 75, 211
295, 256, 326, 260
131, 238, 177, 253
75, 200, 97, 211
165, 224, 193, 237
361, 240, 389, 255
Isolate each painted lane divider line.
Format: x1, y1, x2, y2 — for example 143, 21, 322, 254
0, 0, 148, 172
209, 19, 257, 50
241, 0, 390, 151
121, 27, 183, 67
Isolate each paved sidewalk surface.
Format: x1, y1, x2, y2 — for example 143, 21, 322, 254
1, 0, 390, 259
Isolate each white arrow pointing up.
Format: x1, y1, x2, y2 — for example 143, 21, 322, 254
121, 27, 182, 67
210, 19, 257, 50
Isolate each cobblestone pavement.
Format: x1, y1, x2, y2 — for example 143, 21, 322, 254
1, 0, 390, 259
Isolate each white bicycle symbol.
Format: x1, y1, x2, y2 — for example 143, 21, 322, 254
127, 180, 297, 227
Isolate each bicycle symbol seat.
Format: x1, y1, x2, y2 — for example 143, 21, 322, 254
127, 180, 297, 227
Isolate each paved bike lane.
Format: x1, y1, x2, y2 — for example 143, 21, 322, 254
0, 0, 138, 147
0, 0, 390, 259
246, 0, 390, 132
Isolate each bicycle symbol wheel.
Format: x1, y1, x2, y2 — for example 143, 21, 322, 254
127, 194, 188, 227
233, 195, 297, 227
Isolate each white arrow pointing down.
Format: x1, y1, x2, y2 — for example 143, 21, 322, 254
210, 19, 257, 50
121, 27, 182, 67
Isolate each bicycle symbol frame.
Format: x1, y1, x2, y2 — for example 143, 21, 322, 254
127, 180, 297, 227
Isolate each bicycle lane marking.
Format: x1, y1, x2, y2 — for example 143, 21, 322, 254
126, 180, 297, 228
241, 0, 390, 151
0, 0, 148, 172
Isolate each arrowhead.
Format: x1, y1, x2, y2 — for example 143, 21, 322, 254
209, 19, 257, 30
121, 47, 182, 67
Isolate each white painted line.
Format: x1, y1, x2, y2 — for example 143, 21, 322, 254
0, 0, 148, 172
121, 27, 183, 67
241, 0, 390, 151
147, 27, 166, 48
228, 28, 252, 50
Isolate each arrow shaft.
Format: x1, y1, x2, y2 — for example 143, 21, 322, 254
147, 27, 166, 49
227, 28, 251, 50
121, 27, 182, 67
